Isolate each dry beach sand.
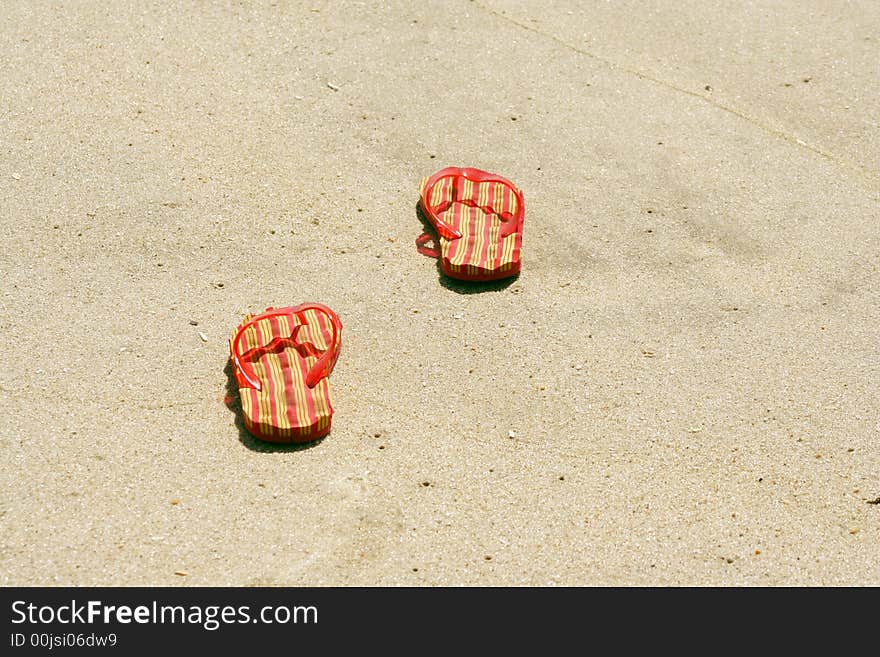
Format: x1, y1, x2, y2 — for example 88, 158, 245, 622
1, 1, 878, 586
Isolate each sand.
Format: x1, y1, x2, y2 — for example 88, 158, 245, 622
1, 0, 877, 586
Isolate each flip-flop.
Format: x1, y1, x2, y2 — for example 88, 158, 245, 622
418, 166, 525, 281
228, 303, 342, 443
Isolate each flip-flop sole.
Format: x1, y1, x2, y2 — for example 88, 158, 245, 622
231, 308, 336, 443
419, 173, 523, 281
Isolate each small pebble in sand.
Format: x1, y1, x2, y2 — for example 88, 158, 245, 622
198, 332, 208, 342
189, 320, 198, 326
508, 430, 516, 439
327, 82, 340, 91
11, 173, 21, 180
170, 499, 180, 505
453, 313, 463, 319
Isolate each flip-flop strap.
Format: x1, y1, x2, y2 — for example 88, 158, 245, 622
415, 231, 440, 259
230, 304, 342, 391
421, 167, 525, 240
297, 303, 343, 388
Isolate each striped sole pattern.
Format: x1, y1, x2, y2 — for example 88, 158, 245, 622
420, 175, 523, 279
231, 309, 335, 442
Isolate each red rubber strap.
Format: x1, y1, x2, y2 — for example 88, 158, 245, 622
421, 167, 525, 240
230, 304, 342, 391
299, 303, 343, 388
415, 232, 440, 259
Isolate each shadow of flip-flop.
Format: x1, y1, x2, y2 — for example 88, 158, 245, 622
414, 201, 519, 294
223, 359, 325, 453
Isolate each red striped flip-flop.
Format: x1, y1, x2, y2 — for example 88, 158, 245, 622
418, 166, 525, 281
229, 303, 342, 443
